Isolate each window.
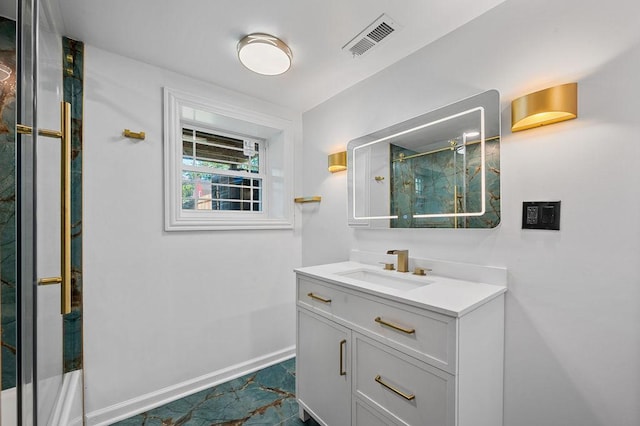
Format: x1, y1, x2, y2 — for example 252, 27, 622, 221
164, 88, 294, 230
181, 127, 264, 212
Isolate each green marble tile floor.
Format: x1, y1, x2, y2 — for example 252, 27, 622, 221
112, 358, 321, 426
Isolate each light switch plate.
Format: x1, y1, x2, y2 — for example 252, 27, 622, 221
522, 201, 561, 230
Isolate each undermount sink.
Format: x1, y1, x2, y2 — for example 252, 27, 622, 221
337, 268, 430, 291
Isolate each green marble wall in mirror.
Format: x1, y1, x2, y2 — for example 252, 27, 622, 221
347, 90, 500, 229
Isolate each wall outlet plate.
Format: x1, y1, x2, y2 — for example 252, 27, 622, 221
522, 201, 561, 230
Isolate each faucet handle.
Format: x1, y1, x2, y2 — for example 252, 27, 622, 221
379, 262, 395, 271
413, 267, 432, 276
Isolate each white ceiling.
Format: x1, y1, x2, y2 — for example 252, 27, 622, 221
42, 0, 506, 112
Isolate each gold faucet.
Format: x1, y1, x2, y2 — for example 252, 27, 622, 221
386, 249, 409, 272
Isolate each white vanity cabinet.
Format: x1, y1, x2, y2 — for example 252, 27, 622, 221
297, 309, 351, 426
296, 263, 505, 426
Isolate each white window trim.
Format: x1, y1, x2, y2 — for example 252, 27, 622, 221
163, 87, 294, 231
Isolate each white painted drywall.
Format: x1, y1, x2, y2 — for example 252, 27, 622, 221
302, 0, 640, 425
82, 46, 302, 421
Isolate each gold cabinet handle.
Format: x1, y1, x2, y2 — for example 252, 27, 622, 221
307, 292, 331, 304
339, 339, 347, 376
374, 317, 415, 335
375, 375, 415, 401
29, 102, 72, 315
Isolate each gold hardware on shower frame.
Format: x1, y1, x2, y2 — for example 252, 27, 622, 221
392, 135, 500, 163
21, 102, 73, 315
339, 339, 347, 376
307, 292, 332, 304
454, 186, 458, 228
17, 124, 62, 139
374, 316, 415, 334
39, 277, 62, 285
374, 375, 415, 401
123, 129, 146, 140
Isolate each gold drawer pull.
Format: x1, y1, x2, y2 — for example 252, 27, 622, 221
339, 339, 347, 376
374, 317, 415, 335
308, 292, 332, 304
375, 375, 415, 401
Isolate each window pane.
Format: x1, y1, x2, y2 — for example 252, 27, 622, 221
182, 140, 193, 165
182, 128, 260, 174
182, 172, 262, 212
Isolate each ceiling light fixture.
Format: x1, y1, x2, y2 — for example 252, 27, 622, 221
237, 33, 292, 76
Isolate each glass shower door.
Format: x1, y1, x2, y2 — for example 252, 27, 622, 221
16, 0, 71, 423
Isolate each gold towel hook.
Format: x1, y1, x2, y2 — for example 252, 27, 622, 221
123, 129, 145, 140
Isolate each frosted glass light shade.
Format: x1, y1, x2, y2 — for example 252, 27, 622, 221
237, 33, 292, 76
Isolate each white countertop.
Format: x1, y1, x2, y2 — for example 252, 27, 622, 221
295, 261, 506, 317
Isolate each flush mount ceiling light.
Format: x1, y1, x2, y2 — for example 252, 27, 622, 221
511, 83, 578, 132
237, 33, 292, 76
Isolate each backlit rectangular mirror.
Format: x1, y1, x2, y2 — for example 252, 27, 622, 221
347, 89, 500, 228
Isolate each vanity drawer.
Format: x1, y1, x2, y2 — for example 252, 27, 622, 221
297, 276, 350, 320
354, 398, 402, 426
354, 334, 455, 426
349, 295, 457, 373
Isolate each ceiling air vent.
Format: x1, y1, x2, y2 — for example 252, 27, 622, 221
343, 14, 401, 58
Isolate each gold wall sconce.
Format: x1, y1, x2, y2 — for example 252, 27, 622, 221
328, 151, 347, 173
511, 83, 577, 132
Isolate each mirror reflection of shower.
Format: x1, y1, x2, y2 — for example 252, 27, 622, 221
453, 131, 480, 227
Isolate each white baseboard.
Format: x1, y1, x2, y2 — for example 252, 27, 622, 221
85, 346, 296, 426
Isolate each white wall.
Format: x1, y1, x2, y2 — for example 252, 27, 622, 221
302, 0, 640, 425
83, 46, 302, 423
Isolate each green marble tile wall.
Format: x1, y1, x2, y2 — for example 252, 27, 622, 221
390, 139, 501, 228
63, 36, 84, 373
0, 16, 17, 390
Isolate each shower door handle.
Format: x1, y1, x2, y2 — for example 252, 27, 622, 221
19, 101, 72, 315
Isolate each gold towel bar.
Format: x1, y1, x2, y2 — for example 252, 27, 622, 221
294, 196, 321, 203
123, 129, 146, 140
